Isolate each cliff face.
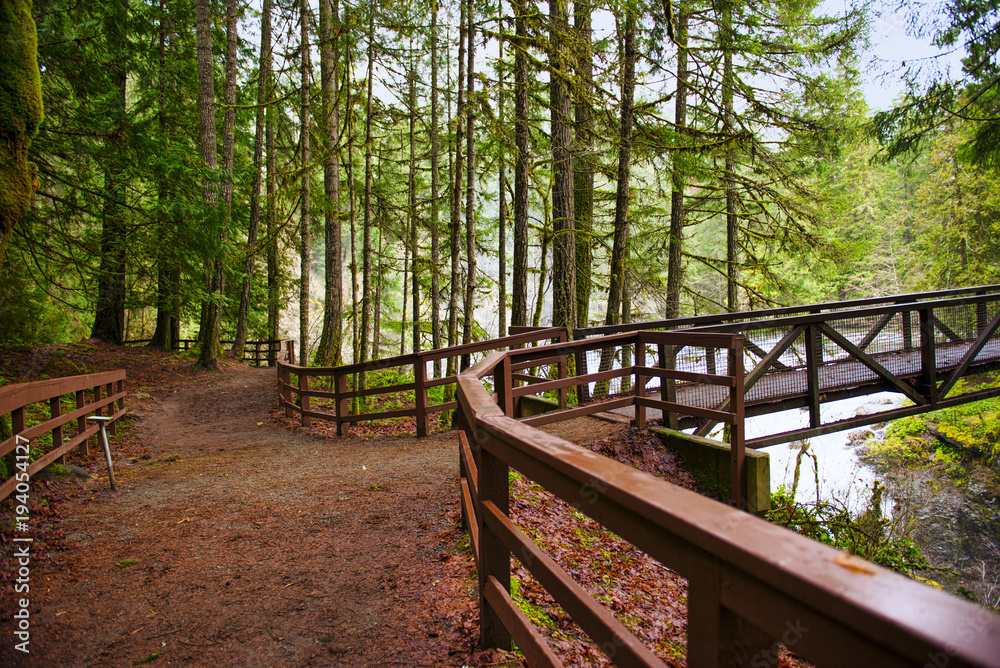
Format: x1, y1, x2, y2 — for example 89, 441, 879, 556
0, 0, 44, 274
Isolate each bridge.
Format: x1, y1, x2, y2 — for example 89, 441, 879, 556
280, 284, 1000, 448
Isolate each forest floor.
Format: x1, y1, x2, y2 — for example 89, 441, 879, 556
0, 342, 808, 667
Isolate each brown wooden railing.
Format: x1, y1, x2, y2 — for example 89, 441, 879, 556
124, 338, 295, 367
0, 370, 126, 501
456, 331, 1000, 667
276, 328, 567, 437
548, 286, 1000, 447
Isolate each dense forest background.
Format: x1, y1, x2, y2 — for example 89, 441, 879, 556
1, 0, 998, 371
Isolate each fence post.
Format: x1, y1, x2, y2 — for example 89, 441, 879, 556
75, 390, 88, 455
634, 332, 646, 429
804, 324, 821, 430
557, 329, 568, 410
494, 356, 513, 417
730, 337, 746, 508
280, 366, 293, 418
575, 347, 590, 404
478, 437, 511, 651
50, 397, 64, 464
106, 382, 116, 435
414, 356, 428, 437
335, 372, 349, 436
299, 373, 311, 428
919, 307, 938, 405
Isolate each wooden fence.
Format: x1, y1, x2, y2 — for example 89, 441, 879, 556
277, 328, 567, 437
124, 338, 295, 367
456, 330, 1000, 667
0, 370, 126, 501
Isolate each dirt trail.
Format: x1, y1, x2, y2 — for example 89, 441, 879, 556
2, 365, 476, 667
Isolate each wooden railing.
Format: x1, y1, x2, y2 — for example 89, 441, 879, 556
554, 287, 1000, 447
276, 328, 567, 437
0, 370, 126, 500
456, 331, 1000, 667
124, 338, 295, 367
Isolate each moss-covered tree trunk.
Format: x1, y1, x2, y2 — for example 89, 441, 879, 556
0, 0, 43, 275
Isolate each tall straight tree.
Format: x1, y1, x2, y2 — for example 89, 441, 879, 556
91, 0, 128, 344
665, 1, 688, 320
429, 0, 442, 374
299, 0, 312, 365
497, 33, 508, 337
721, 0, 738, 312
408, 39, 420, 354
233, 0, 272, 357
360, 9, 375, 383
574, 0, 594, 329
448, 3, 466, 360
605, 5, 635, 327
462, 0, 476, 355
549, 0, 576, 329
511, 0, 529, 328
316, 0, 344, 366
194, 0, 222, 370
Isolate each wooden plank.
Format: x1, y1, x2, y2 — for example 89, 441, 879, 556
932, 314, 964, 343
0, 370, 126, 413
427, 400, 458, 414
483, 501, 667, 667
637, 397, 736, 424
482, 576, 563, 668
805, 324, 821, 429
520, 397, 634, 427
633, 366, 736, 387
478, 447, 511, 650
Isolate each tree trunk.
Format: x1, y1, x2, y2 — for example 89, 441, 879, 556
219, 0, 238, 356
149, 0, 175, 350
498, 34, 508, 338
605, 8, 635, 328
549, 0, 576, 330
462, 0, 476, 364
448, 8, 465, 361
360, 13, 375, 391
665, 3, 688, 321
408, 38, 420, 355
316, 0, 344, 366
430, 0, 442, 375
574, 0, 593, 329
194, 0, 221, 370
722, 0, 739, 313
92, 0, 128, 345
299, 0, 312, 365
233, 0, 271, 357
511, 0, 529, 328
0, 0, 42, 276
266, 16, 279, 349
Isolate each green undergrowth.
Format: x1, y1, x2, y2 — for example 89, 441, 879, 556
766, 480, 931, 576
862, 377, 1000, 481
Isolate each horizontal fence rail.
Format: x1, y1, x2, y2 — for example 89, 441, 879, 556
563, 287, 1000, 447
0, 370, 127, 501
276, 328, 567, 436
456, 330, 1000, 667
124, 338, 295, 367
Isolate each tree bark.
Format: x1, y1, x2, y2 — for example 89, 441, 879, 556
315, 0, 344, 366
194, 0, 221, 370
511, 0, 529, 328
299, 0, 312, 365
0, 0, 42, 277
605, 8, 635, 328
574, 0, 593, 328
498, 33, 508, 337
549, 0, 576, 330
462, 0, 476, 363
665, 3, 688, 320
722, 0, 739, 313
360, 12, 375, 388
430, 0, 442, 374
233, 0, 271, 357
408, 37, 420, 354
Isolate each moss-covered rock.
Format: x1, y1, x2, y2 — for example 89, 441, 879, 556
0, 0, 44, 272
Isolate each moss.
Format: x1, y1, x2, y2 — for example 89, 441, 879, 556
0, 0, 44, 269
